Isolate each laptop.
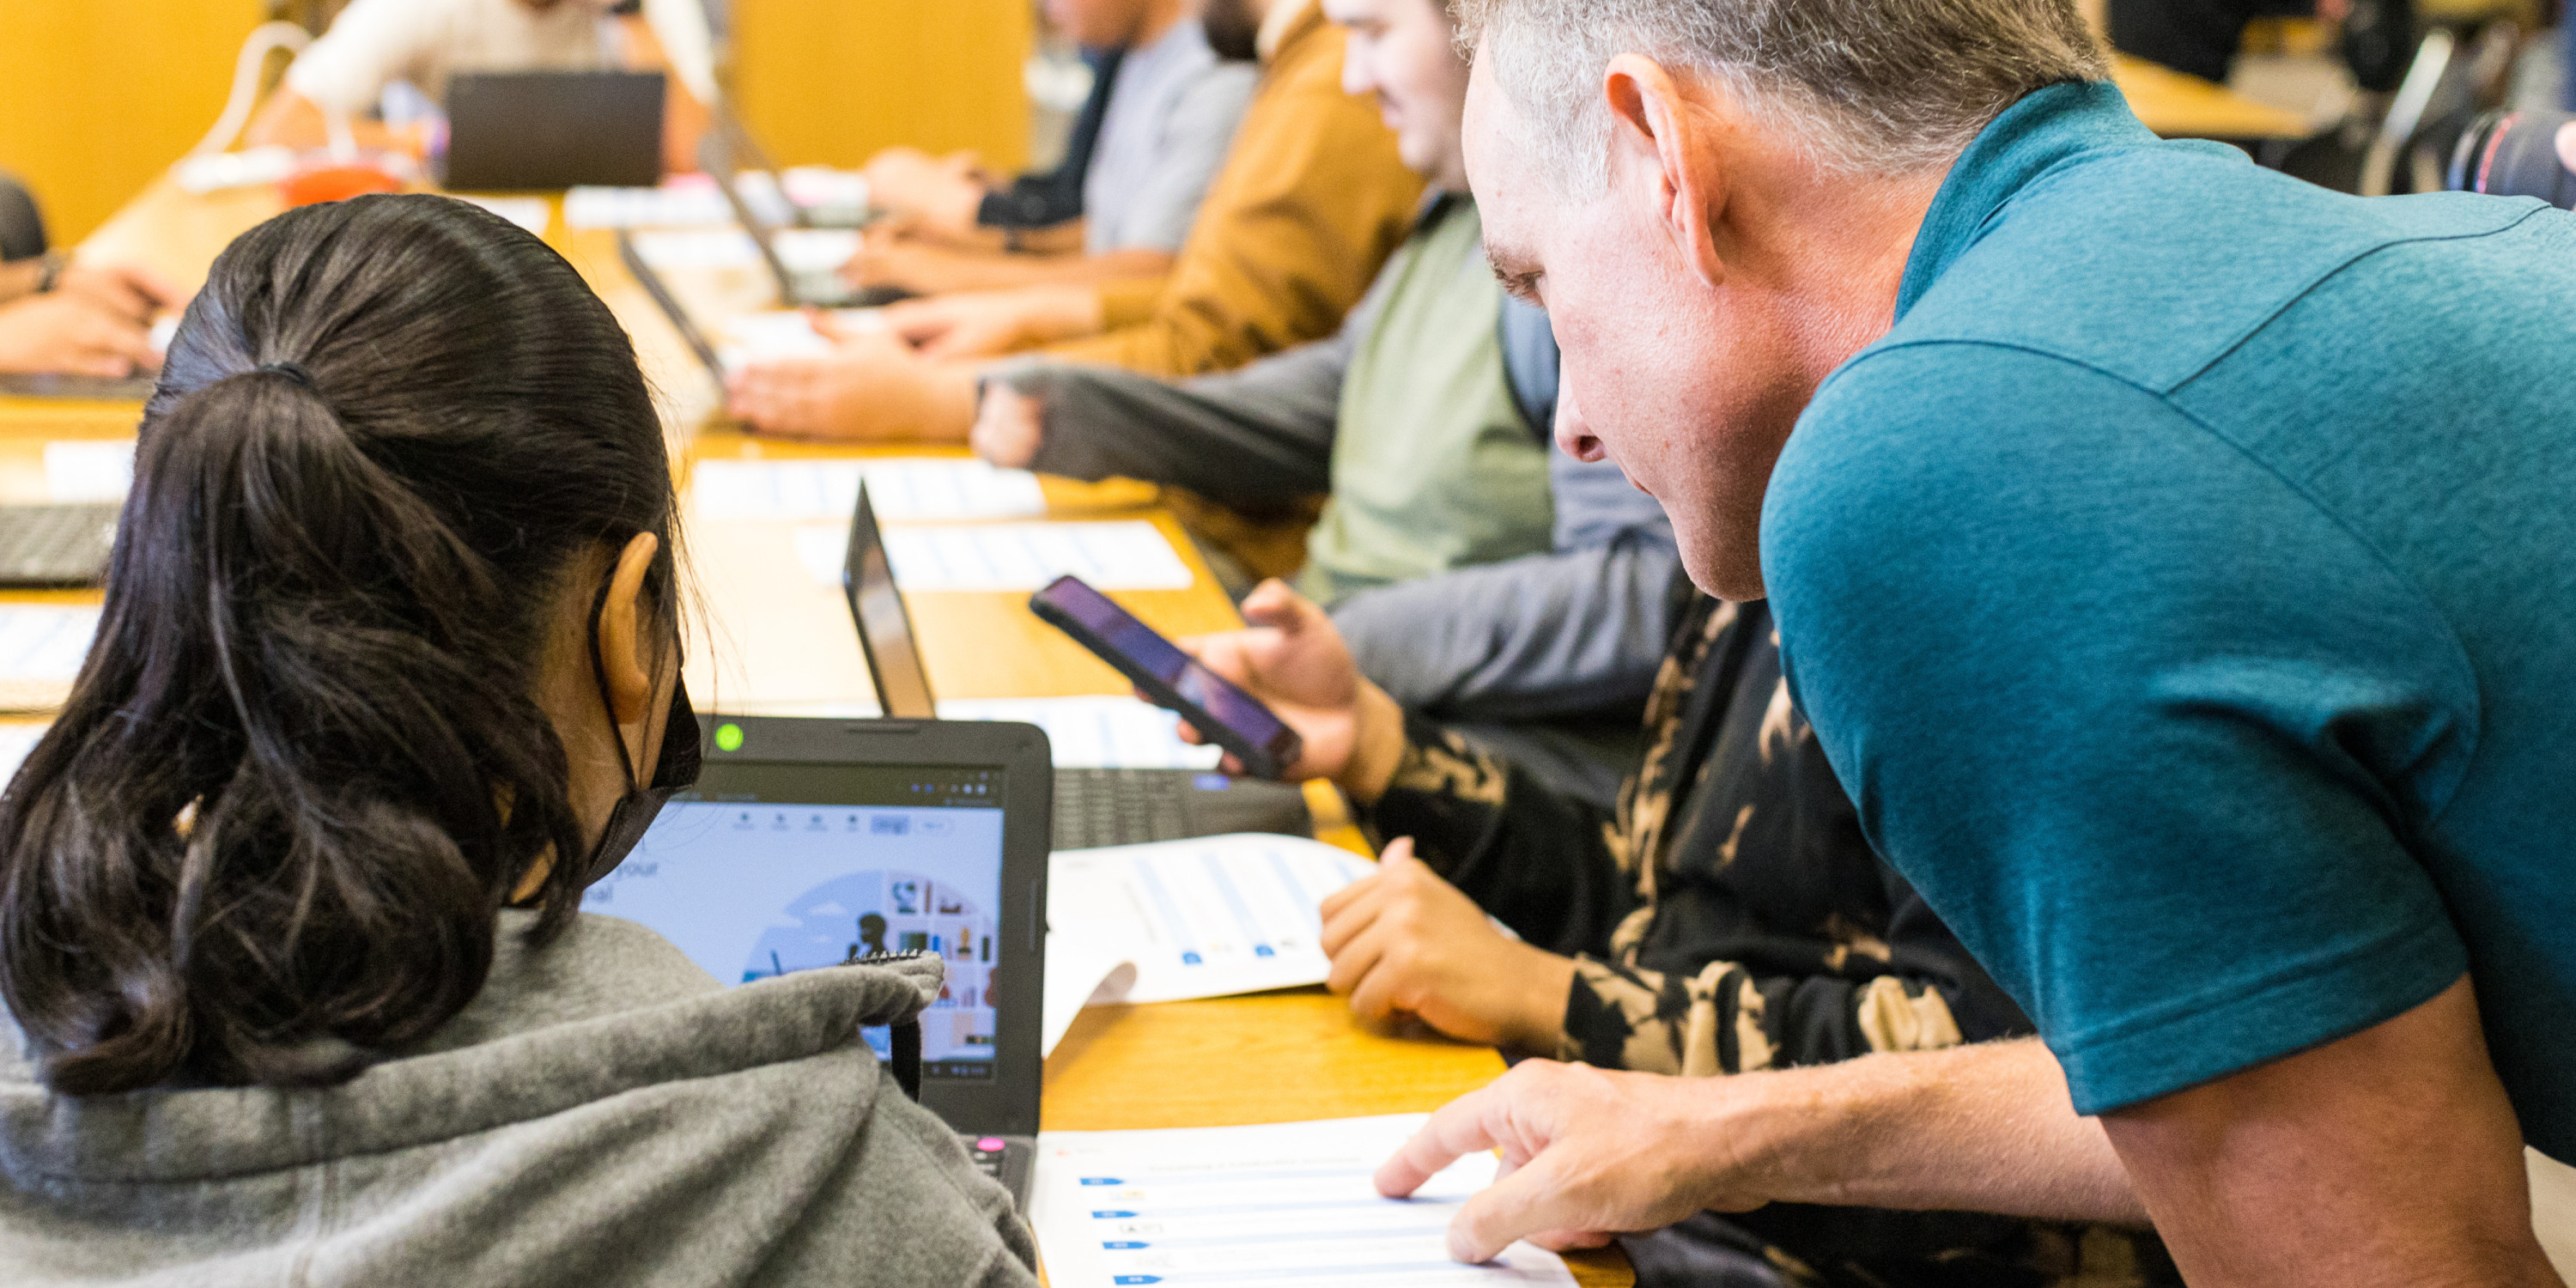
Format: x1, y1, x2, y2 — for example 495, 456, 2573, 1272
696, 103, 872, 229
444, 70, 665, 191
841, 481, 1313, 852
592, 713, 1050, 1206
702, 120, 908, 309
0, 503, 118, 586
0, 374, 156, 401
617, 228, 729, 380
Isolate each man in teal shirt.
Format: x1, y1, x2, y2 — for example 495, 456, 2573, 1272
1369, 0, 2576, 1283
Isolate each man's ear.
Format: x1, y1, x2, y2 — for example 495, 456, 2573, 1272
1602, 54, 1723, 288
596, 532, 663, 724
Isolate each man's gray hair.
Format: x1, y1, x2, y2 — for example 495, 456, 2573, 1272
1454, 0, 2109, 186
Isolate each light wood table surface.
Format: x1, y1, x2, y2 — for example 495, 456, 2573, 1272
5, 173, 1632, 1287
2112, 52, 2314, 142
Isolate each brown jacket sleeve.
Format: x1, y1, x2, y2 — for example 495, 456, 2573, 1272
1036, 7, 1425, 377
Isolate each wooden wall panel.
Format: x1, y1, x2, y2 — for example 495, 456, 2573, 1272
0, 1, 267, 244
732, 0, 1032, 172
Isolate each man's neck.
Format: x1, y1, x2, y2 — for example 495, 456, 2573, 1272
1129, 0, 1188, 49
1724, 158, 1951, 391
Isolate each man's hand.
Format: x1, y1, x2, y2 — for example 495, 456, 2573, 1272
841, 223, 1010, 297
0, 294, 161, 377
861, 147, 987, 238
1176, 580, 1407, 795
57, 261, 182, 325
1319, 838, 1575, 1048
1376, 1060, 1777, 1261
969, 381, 1046, 468
884, 283, 1104, 360
725, 328, 974, 441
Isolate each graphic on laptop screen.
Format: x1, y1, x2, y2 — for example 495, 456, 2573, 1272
584, 763, 1005, 1078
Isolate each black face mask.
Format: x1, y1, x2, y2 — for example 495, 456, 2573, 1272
576, 570, 702, 888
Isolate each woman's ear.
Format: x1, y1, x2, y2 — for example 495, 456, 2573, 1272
594, 532, 663, 724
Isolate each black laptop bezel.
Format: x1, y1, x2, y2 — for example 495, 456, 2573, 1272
444, 70, 665, 191
688, 713, 1051, 1138
842, 481, 941, 719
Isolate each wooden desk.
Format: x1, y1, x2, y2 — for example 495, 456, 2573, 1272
2112, 53, 2314, 143
7, 175, 1632, 1287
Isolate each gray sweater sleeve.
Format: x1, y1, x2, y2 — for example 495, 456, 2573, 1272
999, 280, 1384, 508
1332, 447, 1686, 721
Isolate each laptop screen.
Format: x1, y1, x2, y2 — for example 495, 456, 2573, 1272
845, 483, 939, 718
585, 760, 1009, 1081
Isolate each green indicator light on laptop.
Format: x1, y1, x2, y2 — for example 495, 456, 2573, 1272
714, 723, 744, 752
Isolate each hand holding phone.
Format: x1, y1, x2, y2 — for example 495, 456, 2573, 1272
1028, 574, 1306, 780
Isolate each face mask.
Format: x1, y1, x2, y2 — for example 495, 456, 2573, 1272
574, 567, 702, 887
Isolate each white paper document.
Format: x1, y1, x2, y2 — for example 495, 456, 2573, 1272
0, 608, 100, 712
452, 195, 550, 235
710, 309, 890, 372
1041, 935, 1139, 1057
793, 521, 1193, 592
563, 177, 739, 229
628, 227, 858, 273
1030, 1115, 1577, 1288
936, 696, 1222, 770
1048, 834, 1376, 1006
694, 457, 1046, 523
43, 440, 137, 503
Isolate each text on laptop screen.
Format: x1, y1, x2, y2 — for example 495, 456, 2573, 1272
586, 762, 1007, 1079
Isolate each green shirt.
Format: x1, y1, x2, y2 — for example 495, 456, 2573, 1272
1298, 197, 1552, 604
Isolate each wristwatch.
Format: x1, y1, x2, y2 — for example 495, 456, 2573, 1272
33, 249, 70, 295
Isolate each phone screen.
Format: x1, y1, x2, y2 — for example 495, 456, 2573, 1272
1031, 576, 1295, 757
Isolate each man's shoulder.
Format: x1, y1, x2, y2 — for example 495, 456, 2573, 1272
1896, 151, 2553, 395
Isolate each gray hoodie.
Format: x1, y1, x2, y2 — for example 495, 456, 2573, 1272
0, 911, 1040, 1287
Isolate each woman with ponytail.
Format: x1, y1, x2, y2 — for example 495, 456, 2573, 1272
0, 194, 1037, 1287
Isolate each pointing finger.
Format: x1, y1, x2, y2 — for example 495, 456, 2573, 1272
1375, 1085, 1504, 1199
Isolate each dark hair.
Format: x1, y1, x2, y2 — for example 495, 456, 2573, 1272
1202, 0, 1261, 62
0, 194, 677, 1095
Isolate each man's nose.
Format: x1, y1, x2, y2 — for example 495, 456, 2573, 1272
1553, 380, 1606, 462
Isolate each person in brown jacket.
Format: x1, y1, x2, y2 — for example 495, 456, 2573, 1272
724, 0, 1425, 440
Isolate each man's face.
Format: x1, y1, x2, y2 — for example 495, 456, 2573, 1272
1048, 0, 1151, 50
1465, 56, 1811, 600
1327, 0, 1471, 188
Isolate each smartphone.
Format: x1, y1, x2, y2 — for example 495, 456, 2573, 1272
1028, 574, 1305, 781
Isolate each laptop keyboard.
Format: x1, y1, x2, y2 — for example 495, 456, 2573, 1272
0, 503, 118, 586
1053, 769, 1199, 851
964, 1135, 1010, 1183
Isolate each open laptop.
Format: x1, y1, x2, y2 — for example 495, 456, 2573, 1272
841, 481, 1312, 851
0, 374, 156, 402
617, 228, 728, 380
592, 713, 1050, 1206
702, 120, 908, 309
0, 504, 118, 587
444, 70, 665, 191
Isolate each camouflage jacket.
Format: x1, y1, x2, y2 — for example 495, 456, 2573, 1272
1368, 595, 2027, 1074
1363, 595, 2180, 1288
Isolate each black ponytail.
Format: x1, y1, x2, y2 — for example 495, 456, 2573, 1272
0, 194, 677, 1094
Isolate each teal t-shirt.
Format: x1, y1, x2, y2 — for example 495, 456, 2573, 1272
1763, 82, 2576, 1153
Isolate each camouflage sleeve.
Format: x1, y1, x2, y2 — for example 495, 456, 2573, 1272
1361, 713, 1640, 957
1557, 954, 1972, 1077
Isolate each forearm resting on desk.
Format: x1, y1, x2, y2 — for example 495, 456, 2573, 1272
1758, 1038, 2143, 1223
1378, 1040, 2145, 1262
